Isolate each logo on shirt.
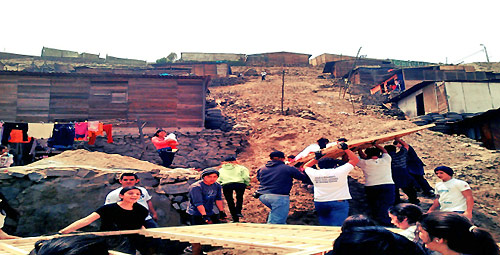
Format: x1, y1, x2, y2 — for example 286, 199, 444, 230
315, 176, 338, 183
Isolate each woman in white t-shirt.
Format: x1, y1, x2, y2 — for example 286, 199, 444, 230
303, 143, 359, 226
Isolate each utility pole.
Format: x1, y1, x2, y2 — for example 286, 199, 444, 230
480, 44, 490, 62
281, 69, 285, 115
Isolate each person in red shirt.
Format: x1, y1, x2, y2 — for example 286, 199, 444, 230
151, 129, 179, 168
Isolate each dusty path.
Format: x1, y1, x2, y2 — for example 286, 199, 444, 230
210, 66, 500, 239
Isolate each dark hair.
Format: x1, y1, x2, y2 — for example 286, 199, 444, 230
153, 129, 166, 137
269, 151, 285, 159
365, 147, 382, 158
434, 166, 454, 177
341, 214, 375, 232
419, 212, 499, 255
119, 186, 142, 196
333, 226, 426, 255
388, 203, 423, 225
317, 158, 345, 169
224, 156, 236, 162
384, 145, 397, 153
337, 138, 348, 143
287, 155, 295, 159
0, 145, 6, 150
317, 138, 330, 149
30, 235, 108, 255
119, 173, 139, 180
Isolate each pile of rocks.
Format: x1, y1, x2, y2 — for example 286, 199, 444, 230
0, 166, 202, 237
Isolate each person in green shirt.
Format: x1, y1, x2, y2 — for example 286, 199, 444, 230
218, 156, 250, 222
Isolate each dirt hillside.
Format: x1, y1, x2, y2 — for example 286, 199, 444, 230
211, 66, 500, 239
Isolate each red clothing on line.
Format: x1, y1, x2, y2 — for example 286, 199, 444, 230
88, 124, 113, 145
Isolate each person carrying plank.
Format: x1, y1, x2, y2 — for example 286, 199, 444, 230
356, 143, 395, 226
303, 142, 359, 226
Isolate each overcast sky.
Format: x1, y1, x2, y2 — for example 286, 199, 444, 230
2, 0, 498, 64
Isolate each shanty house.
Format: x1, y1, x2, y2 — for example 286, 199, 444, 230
310, 53, 354, 66
180, 52, 246, 63
246, 52, 311, 66
389, 80, 500, 118
0, 71, 210, 128
370, 65, 492, 94
151, 62, 231, 77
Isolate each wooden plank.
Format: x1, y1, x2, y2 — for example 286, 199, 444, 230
293, 124, 436, 164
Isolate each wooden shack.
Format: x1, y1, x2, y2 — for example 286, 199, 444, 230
180, 52, 246, 62
0, 71, 210, 128
323, 58, 395, 79
246, 52, 311, 66
310, 53, 354, 66
151, 62, 231, 77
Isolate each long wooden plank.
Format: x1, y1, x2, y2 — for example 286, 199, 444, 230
293, 124, 435, 164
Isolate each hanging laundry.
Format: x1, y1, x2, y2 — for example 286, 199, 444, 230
8, 130, 32, 143
47, 124, 75, 149
102, 124, 113, 143
88, 122, 107, 145
27, 123, 55, 139
74, 122, 89, 141
88, 121, 100, 132
1, 123, 28, 145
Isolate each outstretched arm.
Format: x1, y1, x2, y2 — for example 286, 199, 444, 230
427, 198, 440, 213
59, 212, 100, 234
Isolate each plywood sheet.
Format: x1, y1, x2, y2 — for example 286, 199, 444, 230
293, 124, 436, 164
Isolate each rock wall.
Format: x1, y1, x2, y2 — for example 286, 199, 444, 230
0, 166, 202, 237
84, 129, 249, 169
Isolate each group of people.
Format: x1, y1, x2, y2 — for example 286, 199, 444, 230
1, 130, 498, 255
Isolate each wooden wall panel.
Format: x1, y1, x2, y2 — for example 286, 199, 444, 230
0, 76, 18, 121
128, 78, 178, 127
16, 77, 51, 122
423, 83, 438, 114
88, 78, 128, 120
49, 77, 90, 121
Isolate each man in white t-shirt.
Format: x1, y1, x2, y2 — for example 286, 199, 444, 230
303, 142, 359, 226
356, 143, 395, 226
105, 173, 159, 228
427, 166, 474, 220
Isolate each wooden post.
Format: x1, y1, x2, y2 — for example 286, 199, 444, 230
136, 117, 147, 159
281, 69, 285, 115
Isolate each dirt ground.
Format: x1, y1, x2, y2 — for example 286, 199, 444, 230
209, 66, 500, 241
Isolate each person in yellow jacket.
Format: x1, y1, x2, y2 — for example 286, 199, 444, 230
218, 156, 250, 222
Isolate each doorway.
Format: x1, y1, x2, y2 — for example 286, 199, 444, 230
416, 93, 425, 116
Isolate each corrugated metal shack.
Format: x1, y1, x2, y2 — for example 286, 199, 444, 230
388, 79, 500, 118
180, 52, 246, 63
310, 53, 354, 66
151, 62, 231, 77
246, 52, 311, 66
0, 71, 210, 128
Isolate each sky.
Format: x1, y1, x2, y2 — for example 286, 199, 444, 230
1, 0, 498, 64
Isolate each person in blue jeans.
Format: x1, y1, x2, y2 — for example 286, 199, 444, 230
303, 143, 359, 226
257, 151, 311, 224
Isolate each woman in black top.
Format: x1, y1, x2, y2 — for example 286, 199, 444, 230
59, 186, 150, 254
60, 186, 148, 233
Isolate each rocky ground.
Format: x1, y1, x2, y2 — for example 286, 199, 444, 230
209, 66, 500, 240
